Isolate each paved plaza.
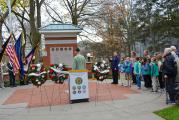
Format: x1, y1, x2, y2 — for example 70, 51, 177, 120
0, 80, 169, 120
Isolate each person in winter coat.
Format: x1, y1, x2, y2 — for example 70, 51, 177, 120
118, 57, 125, 86
150, 57, 159, 92
171, 46, 179, 83
111, 51, 120, 84
134, 57, 141, 89
7, 62, 16, 87
131, 51, 137, 84
156, 54, 164, 89
141, 57, 151, 88
124, 57, 132, 87
163, 48, 177, 103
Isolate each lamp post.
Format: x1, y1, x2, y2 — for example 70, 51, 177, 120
87, 53, 91, 62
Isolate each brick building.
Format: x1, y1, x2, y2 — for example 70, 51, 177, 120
39, 23, 82, 68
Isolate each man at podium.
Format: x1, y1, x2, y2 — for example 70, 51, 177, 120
72, 48, 86, 70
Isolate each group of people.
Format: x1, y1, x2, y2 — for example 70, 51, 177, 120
111, 46, 179, 103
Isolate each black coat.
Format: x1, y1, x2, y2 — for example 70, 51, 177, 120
111, 56, 119, 70
163, 53, 177, 77
7, 62, 13, 73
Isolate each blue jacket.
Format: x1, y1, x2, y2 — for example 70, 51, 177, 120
112, 56, 119, 70
124, 61, 132, 73
141, 63, 150, 75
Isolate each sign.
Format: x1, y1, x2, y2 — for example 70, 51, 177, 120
69, 71, 89, 101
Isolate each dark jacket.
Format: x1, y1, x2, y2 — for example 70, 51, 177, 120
7, 62, 13, 72
163, 53, 177, 76
111, 55, 119, 70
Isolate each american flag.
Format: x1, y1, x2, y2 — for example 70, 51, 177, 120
5, 44, 20, 73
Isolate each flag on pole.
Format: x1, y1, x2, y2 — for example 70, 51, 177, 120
26, 47, 36, 71
5, 45, 20, 73
14, 34, 24, 77
21, 32, 25, 46
0, 35, 11, 62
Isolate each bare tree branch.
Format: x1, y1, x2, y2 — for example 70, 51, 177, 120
12, 10, 30, 22
44, 2, 63, 22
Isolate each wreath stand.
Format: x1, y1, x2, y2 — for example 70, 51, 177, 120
95, 79, 113, 106
28, 85, 50, 111
50, 81, 71, 111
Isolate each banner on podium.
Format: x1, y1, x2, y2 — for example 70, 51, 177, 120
69, 70, 89, 101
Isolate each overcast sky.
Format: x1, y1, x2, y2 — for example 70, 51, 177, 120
2, 0, 102, 43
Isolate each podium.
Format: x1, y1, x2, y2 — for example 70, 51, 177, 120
69, 70, 89, 103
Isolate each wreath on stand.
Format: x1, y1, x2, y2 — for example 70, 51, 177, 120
49, 64, 69, 84
92, 61, 110, 81
28, 64, 47, 87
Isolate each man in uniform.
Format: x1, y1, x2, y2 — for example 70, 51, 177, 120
7, 62, 16, 87
72, 48, 86, 70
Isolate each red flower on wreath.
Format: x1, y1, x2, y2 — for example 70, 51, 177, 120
31, 78, 36, 81
50, 76, 55, 79
31, 66, 36, 70
49, 69, 54, 73
50, 64, 54, 67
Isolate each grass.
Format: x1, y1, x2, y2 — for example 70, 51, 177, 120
154, 106, 179, 120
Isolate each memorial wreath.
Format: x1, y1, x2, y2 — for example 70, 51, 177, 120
49, 64, 69, 84
28, 64, 47, 87
92, 61, 110, 81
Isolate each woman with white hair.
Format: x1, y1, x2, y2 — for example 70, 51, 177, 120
163, 48, 177, 103
170, 46, 179, 83
170, 46, 178, 59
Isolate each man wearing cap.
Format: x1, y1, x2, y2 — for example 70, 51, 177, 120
72, 48, 86, 70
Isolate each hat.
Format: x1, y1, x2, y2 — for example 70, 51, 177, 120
75, 48, 80, 52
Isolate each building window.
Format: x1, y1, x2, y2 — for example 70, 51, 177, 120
64, 48, 67, 51
69, 47, 72, 51
52, 48, 54, 51
60, 48, 63, 51
56, 48, 59, 51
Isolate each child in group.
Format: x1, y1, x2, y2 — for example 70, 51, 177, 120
150, 57, 159, 92
124, 57, 132, 87
156, 54, 164, 89
141, 57, 151, 88
118, 57, 125, 86
130, 51, 137, 84
134, 57, 141, 89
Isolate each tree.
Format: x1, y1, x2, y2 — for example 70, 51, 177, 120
0, 0, 17, 46
132, 0, 179, 52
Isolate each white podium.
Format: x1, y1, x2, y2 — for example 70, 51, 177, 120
69, 70, 89, 103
